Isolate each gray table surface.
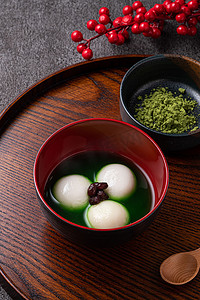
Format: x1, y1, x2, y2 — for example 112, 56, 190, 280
1, 0, 200, 299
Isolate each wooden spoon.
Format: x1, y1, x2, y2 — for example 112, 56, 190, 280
160, 247, 200, 285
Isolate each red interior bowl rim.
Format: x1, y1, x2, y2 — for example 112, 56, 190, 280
33, 118, 169, 232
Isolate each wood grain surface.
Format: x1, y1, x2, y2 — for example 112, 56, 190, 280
0, 55, 200, 300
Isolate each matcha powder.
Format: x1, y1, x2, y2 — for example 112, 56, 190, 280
134, 87, 199, 134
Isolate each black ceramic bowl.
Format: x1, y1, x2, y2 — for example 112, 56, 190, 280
120, 54, 200, 152
33, 118, 169, 247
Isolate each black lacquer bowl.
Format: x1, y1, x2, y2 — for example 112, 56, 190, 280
120, 54, 200, 152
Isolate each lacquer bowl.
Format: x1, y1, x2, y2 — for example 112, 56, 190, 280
33, 118, 169, 247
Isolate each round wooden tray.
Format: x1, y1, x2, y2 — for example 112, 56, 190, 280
1, 55, 200, 300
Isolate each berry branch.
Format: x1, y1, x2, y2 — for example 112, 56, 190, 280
71, 0, 200, 60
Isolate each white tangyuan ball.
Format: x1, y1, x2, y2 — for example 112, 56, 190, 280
87, 200, 129, 229
53, 175, 91, 210
96, 163, 136, 200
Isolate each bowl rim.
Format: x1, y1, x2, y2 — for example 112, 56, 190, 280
120, 54, 200, 137
33, 117, 169, 232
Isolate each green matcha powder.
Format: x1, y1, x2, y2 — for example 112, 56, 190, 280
134, 87, 199, 134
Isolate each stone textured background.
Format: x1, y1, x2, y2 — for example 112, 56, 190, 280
1, 0, 200, 299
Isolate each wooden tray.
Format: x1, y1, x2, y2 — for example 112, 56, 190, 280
1, 55, 200, 300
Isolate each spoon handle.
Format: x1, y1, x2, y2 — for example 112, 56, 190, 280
191, 247, 200, 264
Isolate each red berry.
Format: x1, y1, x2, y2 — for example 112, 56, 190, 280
170, 2, 181, 12
71, 30, 83, 42
188, 17, 198, 26
121, 29, 129, 39
82, 48, 93, 60
165, 3, 172, 13
107, 30, 115, 36
99, 7, 110, 16
176, 13, 186, 23
177, 24, 188, 35
136, 7, 147, 14
122, 15, 134, 25
132, 1, 143, 11
180, 5, 191, 15
188, 0, 199, 11
113, 17, 123, 27
143, 27, 153, 37
108, 32, 119, 44
99, 14, 110, 25
134, 13, 145, 23
139, 22, 150, 33
163, 0, 172, 7
188, 25, 197, 35
151, 27, 161, 38
175, 0, 185, 5
154, 4, 165, 13
131, 23, 141, 34
95, 24, 107, 35
116, 33, 125, 45
145, 10, 156, 22
77, 43, 86, 53
123, 5, 133, 15
87, 19, 98, 31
